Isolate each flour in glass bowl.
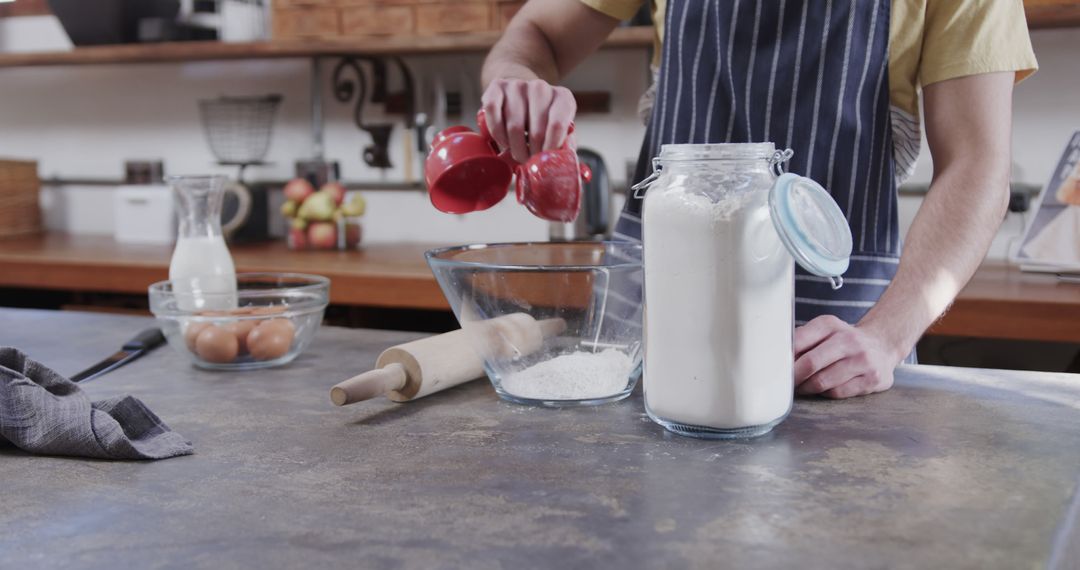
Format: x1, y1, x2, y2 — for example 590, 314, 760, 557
500, 349, 633, 400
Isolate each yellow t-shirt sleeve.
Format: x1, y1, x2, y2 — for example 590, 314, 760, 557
578, 0, 645, 21
920, 0, 1039, 87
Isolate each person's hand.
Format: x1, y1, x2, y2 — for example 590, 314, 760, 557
481, 78, 576, 164
792, 315, 904, 399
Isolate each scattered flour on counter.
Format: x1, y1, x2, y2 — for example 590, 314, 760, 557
500, 349, 633, 400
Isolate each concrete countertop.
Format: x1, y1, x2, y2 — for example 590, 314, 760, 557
1, 308, 1078, 570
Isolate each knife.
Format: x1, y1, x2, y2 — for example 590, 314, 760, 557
70, 328, 166, 383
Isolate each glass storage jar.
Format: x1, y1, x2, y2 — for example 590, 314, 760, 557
637, 143, 852, 439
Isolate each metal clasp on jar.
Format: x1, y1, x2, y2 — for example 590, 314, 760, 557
768, 149, 795, 177
630, 157, 663, 199
631, 149, 795, 199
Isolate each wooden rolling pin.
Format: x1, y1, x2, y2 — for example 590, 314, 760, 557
330, 313, 566, 406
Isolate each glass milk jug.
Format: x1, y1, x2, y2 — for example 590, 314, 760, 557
636, 143, 852, 439
168, 175, 238, 312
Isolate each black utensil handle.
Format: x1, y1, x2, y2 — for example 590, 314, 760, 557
122, 328, 166, 352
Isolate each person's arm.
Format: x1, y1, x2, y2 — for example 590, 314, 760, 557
794, 71, 1015, 398
481, 0, 622, 162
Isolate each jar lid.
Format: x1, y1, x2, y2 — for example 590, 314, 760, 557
769, 173, 852, 280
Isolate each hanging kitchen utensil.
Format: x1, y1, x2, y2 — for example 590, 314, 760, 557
331, 56, 416, 170
198, 94, 281, 165
332, 57, 388, 169
363, 125, 394, 169
197, 94, 280, 240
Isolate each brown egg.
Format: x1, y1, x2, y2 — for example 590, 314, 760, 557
250, 305, 287, 316
195, 324, 240, 364
225, 319, 258, 354
261, 318, 296, 336
184, 321, 210, 352
198, 306, 257, 317
247, 318, 295, 361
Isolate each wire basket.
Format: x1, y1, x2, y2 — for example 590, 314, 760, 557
198, 94, 283, 165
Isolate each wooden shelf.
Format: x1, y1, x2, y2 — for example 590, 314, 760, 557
0, 26, 653, 69
0, 0, 1073, 69
927, 263, 1080, 344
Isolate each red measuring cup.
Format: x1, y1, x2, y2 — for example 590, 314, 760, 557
516, 146, 591, 222
424, 121, 515, 215
424, 111, 589, 222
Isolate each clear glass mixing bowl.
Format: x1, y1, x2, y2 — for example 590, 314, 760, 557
149, 273, 329, 371
426, 242, 643, 407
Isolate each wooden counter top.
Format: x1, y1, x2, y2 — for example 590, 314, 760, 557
0, 233, 450, 310
1, 233, 1078, 342
926, 262, 1080, 343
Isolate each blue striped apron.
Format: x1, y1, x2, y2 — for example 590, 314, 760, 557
614, 0, 900, 329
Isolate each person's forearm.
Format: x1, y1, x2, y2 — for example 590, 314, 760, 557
859, 161, 1010, 360
482, 18, 560, 87
856, 72, 1015, 362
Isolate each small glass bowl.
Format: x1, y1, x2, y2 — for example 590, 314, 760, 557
426, 242, 643, 407
149, 273, 329, 370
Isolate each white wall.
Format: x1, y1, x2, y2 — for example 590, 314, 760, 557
898, 28, 1080, 261
0, 15, 648, 244
1, 16, 1077, 254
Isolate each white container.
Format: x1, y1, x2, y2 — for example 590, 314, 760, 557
113, 184, 176, 245
638, 143, 852, 439
40, 185, 115, 235
220, 0, 269, 42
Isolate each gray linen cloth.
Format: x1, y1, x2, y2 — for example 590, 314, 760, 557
0, 347, 193, 460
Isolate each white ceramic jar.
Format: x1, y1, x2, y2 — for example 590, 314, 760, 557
638, 143, 852, 439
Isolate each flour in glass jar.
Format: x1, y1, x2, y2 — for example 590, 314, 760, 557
500, 349, 633, 400
643, 167, 794, 431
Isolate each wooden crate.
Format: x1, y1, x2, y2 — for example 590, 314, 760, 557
416, 2, 492, 34
341, 5, 416, 36
0, 159, 41, 239
272, 0, 498, 40
495, 1, 525, 29
272, 5, 341, 40
274, 0, 338, 6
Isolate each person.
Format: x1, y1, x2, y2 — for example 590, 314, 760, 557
479, 0, 1038, 399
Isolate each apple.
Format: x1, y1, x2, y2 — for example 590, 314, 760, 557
280, 200, 298, 218
344, 222, 362, 247
288, 227, 308, 249
341, 193, 366, 217
320, 182, 347, 206
283, 178, 315, 204
296, 191, 336, 221
307, 221, 338, 249
290, 217, 308, 231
